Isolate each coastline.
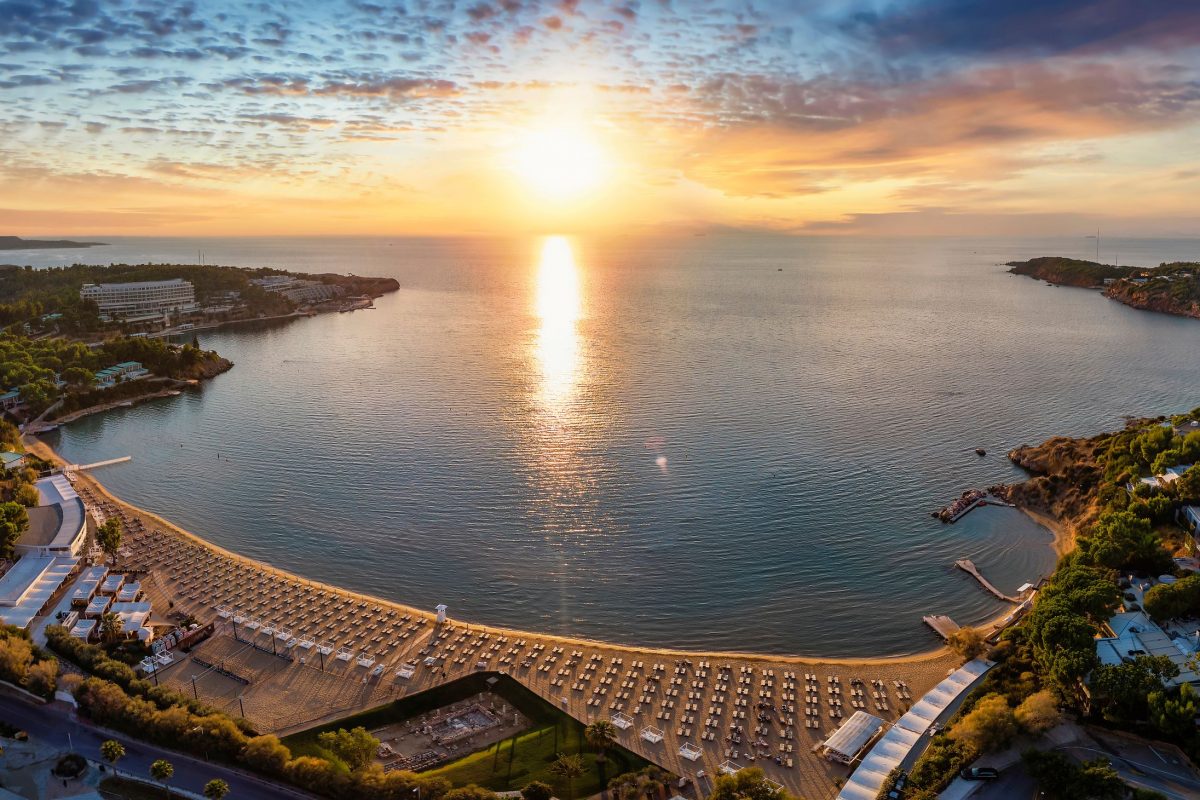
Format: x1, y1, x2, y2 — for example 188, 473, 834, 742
26, 434, 959, 667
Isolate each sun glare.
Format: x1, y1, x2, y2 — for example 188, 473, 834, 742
511, 125, 608, 201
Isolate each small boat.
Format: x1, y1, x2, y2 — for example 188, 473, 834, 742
975, 448, 986, 456
117, 401, 134, 408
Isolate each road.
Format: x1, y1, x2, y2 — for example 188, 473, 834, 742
0, 693, 314, 799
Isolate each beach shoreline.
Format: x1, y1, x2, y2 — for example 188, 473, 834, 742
23, 435, 975, 667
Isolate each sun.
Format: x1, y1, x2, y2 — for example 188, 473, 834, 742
509, 125, 608, 201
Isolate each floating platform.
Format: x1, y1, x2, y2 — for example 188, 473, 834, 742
923, 615, 960, 640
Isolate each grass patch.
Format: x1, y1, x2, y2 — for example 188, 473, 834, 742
282, 672, 652, 793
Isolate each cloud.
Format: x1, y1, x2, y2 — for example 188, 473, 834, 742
844, 0, 1200, 59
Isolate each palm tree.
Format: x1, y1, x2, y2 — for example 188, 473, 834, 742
550, 753, 585, 800
99, 611, 122, 645
149, 759, 174, 797
204, 778, 230, 799
100, 739, 125, 770
585, 720, 618, 763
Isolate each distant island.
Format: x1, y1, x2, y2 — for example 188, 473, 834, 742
1008, 256, 1200, 320
0, 235, 106, 250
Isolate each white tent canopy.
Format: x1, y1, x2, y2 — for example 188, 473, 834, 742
820, 711, 884, 764
835, 659, 993, 800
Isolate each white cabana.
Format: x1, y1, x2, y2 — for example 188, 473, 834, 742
336, 647, 354, 661
216, 607, 232, 619
640, 726, 664, 744
718, 760, 741, 776
317, 643, 333, 656
396, 663, 416, 680
679, 742, 703, 761
275, 627, 292, 640
297, 639, 315, 650
243, 619, 260, 631
611, 712, 634, 730
357, 653, 376, 668
820, 711, 884, 764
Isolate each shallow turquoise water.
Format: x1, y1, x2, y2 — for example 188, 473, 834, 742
22, 234, 1200, 656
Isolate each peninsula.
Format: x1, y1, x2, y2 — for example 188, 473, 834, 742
0, 235, 106, 250
1008, 256, 1200, 320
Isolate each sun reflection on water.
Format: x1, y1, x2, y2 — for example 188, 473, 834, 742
535, 236, 582, 409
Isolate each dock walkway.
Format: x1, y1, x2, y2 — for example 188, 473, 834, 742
923, 615, 960, 640
954, 559, 1021, 603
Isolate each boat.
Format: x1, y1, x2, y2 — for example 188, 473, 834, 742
167, 390, 182, 396
117, 401, 134, 408
975, 448, 986, 456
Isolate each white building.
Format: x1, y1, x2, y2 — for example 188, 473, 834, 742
81, 279, 198, 322
16, 475, 87, 558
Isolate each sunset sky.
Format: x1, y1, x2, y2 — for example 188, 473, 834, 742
2, 0, 1199, 236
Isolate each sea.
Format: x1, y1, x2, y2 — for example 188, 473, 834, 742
12, 234, 1200, 657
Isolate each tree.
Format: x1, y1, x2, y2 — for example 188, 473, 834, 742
96, 518, 123, 566
1144, 574, 1200, 622
1023, 750, 1124, 800
609, 767, 668, 800
61, 366, 94, 389
1177, 464, 1200, 503
204, 778, 231, 800
100, 739, 125, 769
947, 626, 987, 661
0, 501, 29, 559
1091, 655, 1179, 722
13, 484, 38, 508
26, 658, 57, 696
316, 726, 378, 771
444, 786, 499, 800
948, 694, 1018, 752
1149, 683, 1199, 740
1014, 690, 1061, 735
1078, 510, 1171, 574
98, 612, 122, 645
707, 766, 789, 800
522, 781, 554, 800
240, 734, 291, 775
149, 759, 174, 797
550, 753, 585, 800
0, 635, 33, 683
585, 719, 618, 761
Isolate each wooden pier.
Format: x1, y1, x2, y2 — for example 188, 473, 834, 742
923, 615, 960, 640
65, 456, 132, 472
955, 559, 1021, 603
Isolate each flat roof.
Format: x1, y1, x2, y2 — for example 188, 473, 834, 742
21, 506, 64, 548
32, 475, 85, 551
83, 279, 192, 290
0, 557, 56, 606
0, 557, 78, 629
0, 451, 24, 466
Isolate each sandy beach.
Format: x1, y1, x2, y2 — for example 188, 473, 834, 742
27, 435, 975, 800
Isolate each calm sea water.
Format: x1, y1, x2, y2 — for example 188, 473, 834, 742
16, 235, 1200, 657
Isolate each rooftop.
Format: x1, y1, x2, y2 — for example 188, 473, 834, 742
82, 279, 192, 290
0, 556, 79, 629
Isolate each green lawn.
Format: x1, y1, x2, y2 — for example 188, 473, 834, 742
282, 672, 652, 794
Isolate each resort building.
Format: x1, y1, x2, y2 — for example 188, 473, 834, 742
251, 275, 343, 304
0, 556, 80, 630
0, 451, 25, 471
80, 279, 198, 322
16, 475, 88, 558
819, 711, 884, 764
94, 361, 150, 389
1127, 464, 1194, 493
0, 389, 20, 411
1095, 609, 1200, 688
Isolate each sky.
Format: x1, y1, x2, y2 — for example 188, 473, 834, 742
1, 0, 1199, 237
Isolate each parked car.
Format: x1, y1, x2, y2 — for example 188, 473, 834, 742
960, 766, 999, 781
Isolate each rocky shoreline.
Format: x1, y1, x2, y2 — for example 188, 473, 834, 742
1008, 256, 1200, 321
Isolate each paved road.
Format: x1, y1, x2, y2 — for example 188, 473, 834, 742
0, 693, 314, 799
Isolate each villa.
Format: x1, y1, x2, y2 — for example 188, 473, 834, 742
1095, 609, 1200, 689
1127, 464, 1194, 493
0, 451, 25, 471
94, 361, 151, 389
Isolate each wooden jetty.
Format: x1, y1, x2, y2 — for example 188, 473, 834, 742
923, 615, 960, 640
65, 456, 132, 472
955, 559, 1021, 603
